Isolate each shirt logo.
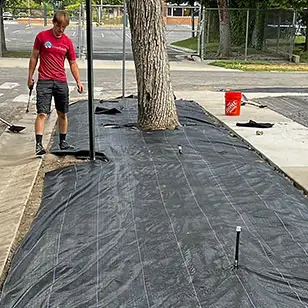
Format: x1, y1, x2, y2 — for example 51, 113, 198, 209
45, 41, 52, 48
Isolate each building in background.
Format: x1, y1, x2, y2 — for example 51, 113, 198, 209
162, 1, 200, 25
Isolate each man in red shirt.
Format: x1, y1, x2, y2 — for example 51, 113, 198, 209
28, 10, 84, 155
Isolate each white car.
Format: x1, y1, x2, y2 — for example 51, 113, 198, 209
3, 12, 13, 20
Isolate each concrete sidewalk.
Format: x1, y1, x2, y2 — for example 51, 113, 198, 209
0, 58, 241, 72
177, 90, 308, 193
0, 105, 57, 284
1, 89, 307, 288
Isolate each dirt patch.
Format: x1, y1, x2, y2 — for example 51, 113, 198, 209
0, 137, 86, 291
243, 64, 308, 71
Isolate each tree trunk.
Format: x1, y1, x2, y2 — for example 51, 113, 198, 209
216, 0, 231, 58
126, 0, 179, 130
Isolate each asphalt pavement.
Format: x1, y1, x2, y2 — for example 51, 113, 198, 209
4, 21, 193, 60
1, 61, 308, 136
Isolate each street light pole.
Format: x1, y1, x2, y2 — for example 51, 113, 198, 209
86, 0, 95, 160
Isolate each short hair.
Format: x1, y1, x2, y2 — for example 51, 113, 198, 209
52, 10, 70, 26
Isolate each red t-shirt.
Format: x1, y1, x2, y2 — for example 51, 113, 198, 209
33, 29, 76, 82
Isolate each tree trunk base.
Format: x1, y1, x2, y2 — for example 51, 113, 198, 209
137, 119, 180, 131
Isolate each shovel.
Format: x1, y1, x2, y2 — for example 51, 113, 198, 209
241, 94, 267, 108
0, 117, 26, 133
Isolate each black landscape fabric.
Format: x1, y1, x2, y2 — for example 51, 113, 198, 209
1, 99, 308, 308
253, 95, 308, 128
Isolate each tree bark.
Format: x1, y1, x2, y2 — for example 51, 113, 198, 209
216, 0, 232, 58
126, 0, 179, 130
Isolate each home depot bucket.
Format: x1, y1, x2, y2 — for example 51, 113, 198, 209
225, 92, 242, 116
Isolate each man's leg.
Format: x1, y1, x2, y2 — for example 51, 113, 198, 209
35, 113, 48, 155
35, 80, 53, 155
54, 81, 74, 150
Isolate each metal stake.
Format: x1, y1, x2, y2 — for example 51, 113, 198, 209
86, 0, 95, 160
178, 145, 183, 154
234, 226, 241, 269
122, 2, 127, 98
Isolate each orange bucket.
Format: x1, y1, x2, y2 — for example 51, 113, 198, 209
225, 92, 242, 116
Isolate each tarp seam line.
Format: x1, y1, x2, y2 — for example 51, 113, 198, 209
200, 128, 306, 307
140, 132, 203, 308
232, 144, 308, 259
46, 165, 79, 308
113, 122, 151, 307
229, 136, 308, 306
180, 129, 257, 308
96, 162, 103, 307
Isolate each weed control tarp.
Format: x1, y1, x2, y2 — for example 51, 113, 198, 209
1, 98, 308, 308
254, 95, 308, 128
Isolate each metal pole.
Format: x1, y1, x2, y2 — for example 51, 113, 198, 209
77, 4, 81, 59
27, 0, 30, 27
80, 2, 86, 59
276, 10, 281, 54
206, 10, 210, 44
98, 0, 102, 23
0, 6, 3, 57
86, 0, 95, 160
122, 2, 127, 98
44, 3, 47, 26
289, 10, 297, 61
197, 5, 201, 57
201, 7, 205, 60
191, 8, 195, 38
245, 9, 249, 61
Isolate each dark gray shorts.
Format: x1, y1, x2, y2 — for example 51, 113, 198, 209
36, 80, 69, 114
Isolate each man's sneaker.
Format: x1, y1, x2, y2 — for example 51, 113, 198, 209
60, 140, 75, 150
36, 143, 46, 155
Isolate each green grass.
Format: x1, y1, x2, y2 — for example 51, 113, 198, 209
295, 35, 306, 44
171, 37, 198, 51
171, 35, 308, 68
2, 50, 31, 58
209, 61, 308, 71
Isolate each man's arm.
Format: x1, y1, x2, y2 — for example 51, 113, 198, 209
69, 60, 84, 93
28, 48, 39, 88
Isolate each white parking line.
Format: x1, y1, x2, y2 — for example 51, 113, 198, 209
0, 82, 19, 89
13, 94, 29, 103
101, 33, 104, 38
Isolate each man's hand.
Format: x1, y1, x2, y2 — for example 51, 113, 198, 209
77, 81, 84, 94
28, 79, 34, 91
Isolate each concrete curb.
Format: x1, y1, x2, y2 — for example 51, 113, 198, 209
168, 43, 197, 54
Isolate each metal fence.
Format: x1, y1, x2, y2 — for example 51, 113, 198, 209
200, 8, 297, 61
0, 5, 303, 62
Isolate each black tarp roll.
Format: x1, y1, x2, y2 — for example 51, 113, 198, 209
1, 99, 308, 307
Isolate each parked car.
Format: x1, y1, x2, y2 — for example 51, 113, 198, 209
3, 12, 13, 20
17, 12, 27, 18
